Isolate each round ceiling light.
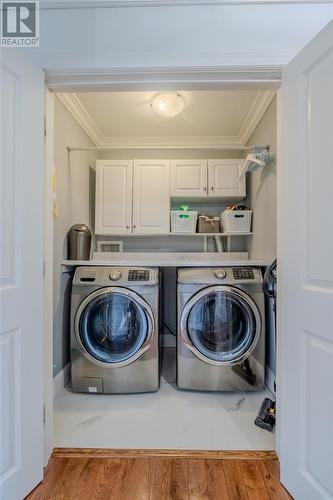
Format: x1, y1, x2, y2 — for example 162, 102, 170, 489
151, 92, 185, 118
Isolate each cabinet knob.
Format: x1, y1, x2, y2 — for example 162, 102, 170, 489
126, 225, 130, 229
203, 186, 207, 191
133, 225, 136, 229
211, 186, 214, 190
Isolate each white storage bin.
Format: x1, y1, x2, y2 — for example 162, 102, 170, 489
170, 210, 198, 233
221, 210, 252, 233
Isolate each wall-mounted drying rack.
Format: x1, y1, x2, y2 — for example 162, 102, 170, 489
239, 145, 273, 180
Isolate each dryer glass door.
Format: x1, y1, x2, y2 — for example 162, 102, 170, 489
185, 286, 260, 364
78, 289, 150, 365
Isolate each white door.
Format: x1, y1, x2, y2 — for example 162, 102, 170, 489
0, 52, 44, 499
133, 160, 170, 234
278, 20, 333, 500
208, 159, 245, 199
170, 160, 207, 197
95, 160, 132, 235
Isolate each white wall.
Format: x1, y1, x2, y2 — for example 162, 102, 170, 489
22, 4, 333, 70
246, 96, 277, 382
53, 96, 97, 376
247, 97, 277, 261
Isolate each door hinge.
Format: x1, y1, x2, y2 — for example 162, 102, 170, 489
43, 404, 46, 425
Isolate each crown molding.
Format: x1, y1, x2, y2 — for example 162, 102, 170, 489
98, 135, 243, 149
238, 89, 276, 144
39, 0, 333, 9
56, 93, 104, 145
58, 89, 276, 149
46, 66, 282, 92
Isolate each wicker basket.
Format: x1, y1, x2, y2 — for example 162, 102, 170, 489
197, 215, 220, 233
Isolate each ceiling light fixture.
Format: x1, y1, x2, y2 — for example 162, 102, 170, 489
151, 92, 185, 118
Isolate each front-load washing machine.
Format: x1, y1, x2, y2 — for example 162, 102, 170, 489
70, 266, 160, 394
177, 267, 265, 391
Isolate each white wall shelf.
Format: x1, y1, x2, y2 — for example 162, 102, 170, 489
94, 232, 253, 237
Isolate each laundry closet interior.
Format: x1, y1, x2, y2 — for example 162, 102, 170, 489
52, 87, 277, 452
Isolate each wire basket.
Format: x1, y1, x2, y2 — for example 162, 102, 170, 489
170, 211, 198, 233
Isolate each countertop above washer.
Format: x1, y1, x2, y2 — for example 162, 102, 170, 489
62, 253, 272, 271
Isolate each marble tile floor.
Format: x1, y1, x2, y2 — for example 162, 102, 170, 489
54, 348, 275, 451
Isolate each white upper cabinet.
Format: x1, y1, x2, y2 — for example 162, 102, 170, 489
170, 159, 245, 199
170, 160, 207, 197
95, 160, 133, 235
95, 157, 245, 236
133, 160, 170, 234
208, 159, 245, 199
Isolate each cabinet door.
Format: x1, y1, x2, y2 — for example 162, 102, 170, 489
95, 160, 132, 235
208, 160, 246, 199
170, 160, 207, 197
133, 160, 170, 234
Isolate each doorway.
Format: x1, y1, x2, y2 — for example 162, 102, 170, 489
47, 84, 278, 452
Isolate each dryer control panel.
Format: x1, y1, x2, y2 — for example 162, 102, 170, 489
178, 267, 263, 285
233, 267, 255, 280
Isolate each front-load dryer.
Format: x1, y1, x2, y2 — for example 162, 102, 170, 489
177, 267, 265, 391
70, 266, 160, 394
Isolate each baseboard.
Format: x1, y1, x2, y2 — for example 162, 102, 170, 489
53, 362, 70, 398
265, 364, 276, 395
52, 447, 277, 461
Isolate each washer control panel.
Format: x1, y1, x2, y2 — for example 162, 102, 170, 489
233, 267, 255, 280
128, 269, 150, 281
73, 267, 158, 286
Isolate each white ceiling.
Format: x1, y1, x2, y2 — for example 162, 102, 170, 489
76, 90, 258, 137
58, 90, 276, 148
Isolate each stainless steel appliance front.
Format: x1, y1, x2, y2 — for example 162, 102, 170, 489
70, 266, 160, 394
177, 267, 265, 391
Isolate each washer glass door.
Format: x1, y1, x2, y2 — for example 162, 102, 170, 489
78, 289, 149, 364
185, 286, 260, 364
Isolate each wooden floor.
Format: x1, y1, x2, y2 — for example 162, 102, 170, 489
26, 449, 292, 500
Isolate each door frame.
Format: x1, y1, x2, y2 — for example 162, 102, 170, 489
44, 65, 282, 464
43, 90, 55, 465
